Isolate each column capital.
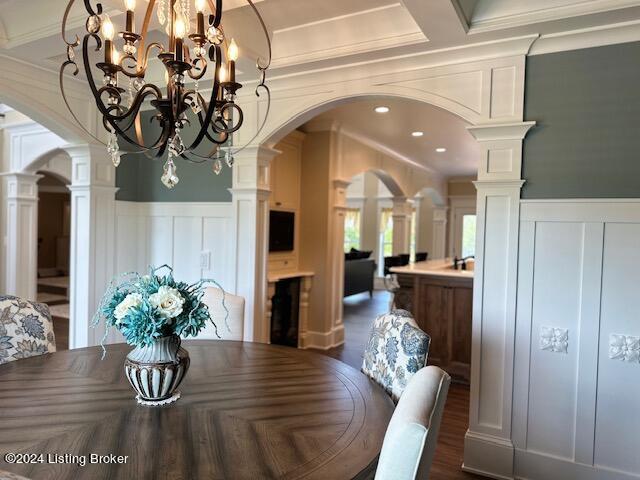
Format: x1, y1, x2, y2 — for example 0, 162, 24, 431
232, 145, 280, 191
63, 142, 115, 188
392, 196, 413, 216
467, 121, 536, 142
473, 179, 526, 190
233, 145, 282, 163
1, 172, 43, 201
332, 178, 351, 190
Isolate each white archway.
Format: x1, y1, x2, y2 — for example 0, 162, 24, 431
232, 51, 534, 478
0, 105, 117, 351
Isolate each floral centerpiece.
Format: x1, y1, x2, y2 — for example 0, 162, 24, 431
93, 265, 228, 406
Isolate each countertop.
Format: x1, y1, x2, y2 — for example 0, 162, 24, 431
268, 270, 315, 283
390, 258, 474, 279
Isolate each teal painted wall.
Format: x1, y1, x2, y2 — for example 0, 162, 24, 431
115, 111, 232, 202
522, 42, 640, 198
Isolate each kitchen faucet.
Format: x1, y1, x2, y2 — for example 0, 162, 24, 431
453, 255, 475, 270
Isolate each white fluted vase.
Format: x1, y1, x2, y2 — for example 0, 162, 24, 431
124, 335, 190, 406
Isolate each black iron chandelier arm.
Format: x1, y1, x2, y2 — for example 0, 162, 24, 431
210, 0, 223, 28
82, 0, 103, 17
62, 0, 80, 48
59, 60, 106, 146
187, 44, 223, 151
187, 56, 208, 81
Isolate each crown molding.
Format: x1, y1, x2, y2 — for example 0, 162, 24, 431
468, 0, 640, 35
529, 19, 640, 56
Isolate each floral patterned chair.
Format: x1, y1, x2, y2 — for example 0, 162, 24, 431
0, 295, 56, 365
361, 309, 430, 402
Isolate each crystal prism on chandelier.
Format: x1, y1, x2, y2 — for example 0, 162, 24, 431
60, 0, 272, 189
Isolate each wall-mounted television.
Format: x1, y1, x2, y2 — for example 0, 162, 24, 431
269, 211, 295, 252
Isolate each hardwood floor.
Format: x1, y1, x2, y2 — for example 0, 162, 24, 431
318, 291, 482, 480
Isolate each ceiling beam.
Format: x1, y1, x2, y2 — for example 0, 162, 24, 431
401, 0, 469, 45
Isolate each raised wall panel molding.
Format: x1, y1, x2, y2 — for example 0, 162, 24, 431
540, 326, 569, 354
515, 200, 640, 478
609, 334, 640, 363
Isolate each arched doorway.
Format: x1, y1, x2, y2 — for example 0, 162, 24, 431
35, 171, 71, 350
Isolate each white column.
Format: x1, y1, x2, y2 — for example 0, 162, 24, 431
1, 172, 41, 299
230, 145, 280, 343
391, 197, 411, 255
463, 122, 534, 479
65, 144, 117, 349
431, 206, 448, 259
327, 179, 350, 347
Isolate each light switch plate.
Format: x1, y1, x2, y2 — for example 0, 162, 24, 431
200, 250, 211, 270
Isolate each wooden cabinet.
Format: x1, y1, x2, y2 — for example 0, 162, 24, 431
269, 131, 305, 274
396, 273, 473, 383
270, 132, 304, 210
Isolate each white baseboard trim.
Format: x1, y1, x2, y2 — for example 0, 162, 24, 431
463, 430, 515, 480
302, 324, 345, 350
514, 449, 640, 480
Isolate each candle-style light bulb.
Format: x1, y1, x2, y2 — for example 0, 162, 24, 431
195, 0, 206, 13
228, 38, 239, 61
102, 17, 115, 41
227, 38, 238, 83
218, 63, 227, 83
174, 18, 186, 62
175, 18, 186, 39
112, 48, 121, 65
124, 0, 136, 10
102, 17, 115, 64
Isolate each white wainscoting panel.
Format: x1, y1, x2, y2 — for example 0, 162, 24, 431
115, 201, 235, 297
515, 200, 640, 480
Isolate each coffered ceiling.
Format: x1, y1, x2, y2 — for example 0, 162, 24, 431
1, 0, 639, 178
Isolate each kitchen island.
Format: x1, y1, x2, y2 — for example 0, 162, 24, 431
391, 258, 473, 383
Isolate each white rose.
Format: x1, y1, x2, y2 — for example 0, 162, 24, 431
114, 293, 143, 323
149, 285, 185, 320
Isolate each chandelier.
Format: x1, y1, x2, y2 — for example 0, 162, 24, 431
60, 0, 271, 188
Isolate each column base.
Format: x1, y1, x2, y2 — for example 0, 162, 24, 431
301, 324, 345, 350
463, 430, 514, 480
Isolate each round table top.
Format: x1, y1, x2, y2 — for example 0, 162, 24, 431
0, 341, 394, 480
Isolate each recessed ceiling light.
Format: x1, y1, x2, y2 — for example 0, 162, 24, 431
436, 148, 446, 153
374, 106, 390, 113
411, 131, 424, 137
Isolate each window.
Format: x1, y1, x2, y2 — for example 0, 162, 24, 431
378, 208, 393, 275
461, 214, 476, 258
344, 209, 361, 252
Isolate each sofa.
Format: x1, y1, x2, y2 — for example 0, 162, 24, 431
344, 249, 377, 298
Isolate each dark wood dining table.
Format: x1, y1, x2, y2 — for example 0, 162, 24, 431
0, 340, 394, 480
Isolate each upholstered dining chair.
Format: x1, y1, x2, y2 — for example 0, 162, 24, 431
0, 295, 56, 365
362, 309, 430, 402
375, 366, 451, 480
201, 288, 245, 341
